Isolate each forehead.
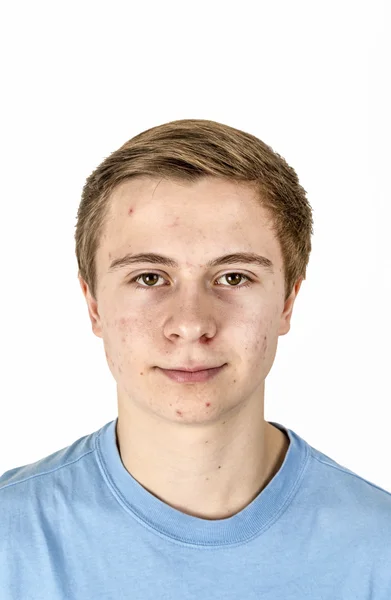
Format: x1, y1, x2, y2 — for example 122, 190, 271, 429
99, 177, 282, 268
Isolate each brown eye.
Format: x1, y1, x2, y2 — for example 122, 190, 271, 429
223, 273, 243, 286
129, 272, 253, 290
215, 273, 252, 288
138, 273, 161, 286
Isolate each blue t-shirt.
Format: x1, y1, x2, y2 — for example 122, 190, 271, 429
1, 418, 390, 599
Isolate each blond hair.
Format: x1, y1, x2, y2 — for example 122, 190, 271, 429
75, 119, 314, 302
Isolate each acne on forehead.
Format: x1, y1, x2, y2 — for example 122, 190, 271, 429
104, 181, 283, 274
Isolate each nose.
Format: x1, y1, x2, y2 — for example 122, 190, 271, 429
163, 290, 218, 343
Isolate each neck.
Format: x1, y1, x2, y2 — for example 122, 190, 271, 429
115, 390, 289, 520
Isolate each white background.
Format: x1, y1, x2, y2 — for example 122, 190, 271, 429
0, 1, 390, 492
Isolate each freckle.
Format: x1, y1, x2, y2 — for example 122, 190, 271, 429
168, 217, 180, 228
205, 402, 211, 407
205, 440, 209, 443
176, 410, 182, 416
218, 466, 221, 469
140, 371, 144, 375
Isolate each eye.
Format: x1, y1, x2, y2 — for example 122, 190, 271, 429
128, 272, 253, 290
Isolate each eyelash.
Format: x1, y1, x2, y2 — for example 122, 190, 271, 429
128, 272, 254, 291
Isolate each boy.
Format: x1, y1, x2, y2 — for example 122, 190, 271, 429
1, 119, 390, 598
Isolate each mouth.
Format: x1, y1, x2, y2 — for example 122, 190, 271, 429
163, 365, 225, 372
156, 364, 226, 383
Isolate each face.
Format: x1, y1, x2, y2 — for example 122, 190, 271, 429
79, 177, 302, 425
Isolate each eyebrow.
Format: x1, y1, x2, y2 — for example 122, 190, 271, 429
108, 252, 274, 274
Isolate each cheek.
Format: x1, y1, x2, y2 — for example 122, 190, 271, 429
114, 315, 154, 341
241, 314, 275, 363
101, 315, 134, 368
109, 314, 157, 365
256, 329, 270, 360
116, 316, 133, 338
260, 333, 269, 356
104, 346, 117, 372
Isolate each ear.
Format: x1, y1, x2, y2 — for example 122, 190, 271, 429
278, 278, 303, 336
78, 275, 103, 338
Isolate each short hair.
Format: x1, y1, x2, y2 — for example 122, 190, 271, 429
75, 119, 314, 302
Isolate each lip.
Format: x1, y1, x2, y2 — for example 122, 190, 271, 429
157, 364, 226, 383
164, 365, 224, 372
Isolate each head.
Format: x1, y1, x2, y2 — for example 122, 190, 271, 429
75, 119, 313, 425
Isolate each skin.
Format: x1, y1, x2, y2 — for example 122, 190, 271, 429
79, 176, 303, 520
